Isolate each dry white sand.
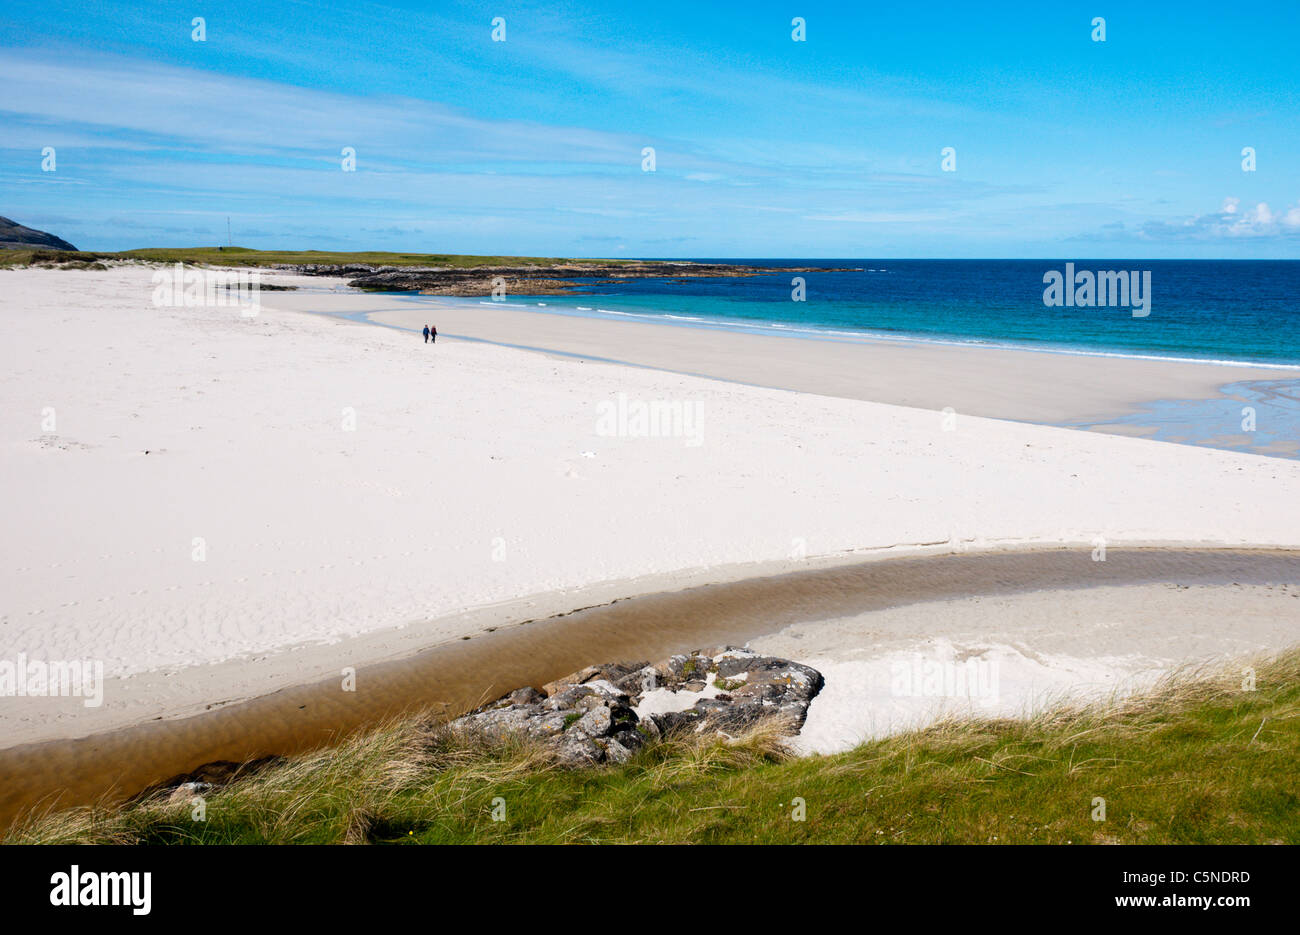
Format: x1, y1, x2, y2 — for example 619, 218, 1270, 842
751, 581, 1300, 753
2, 266, 1298, 747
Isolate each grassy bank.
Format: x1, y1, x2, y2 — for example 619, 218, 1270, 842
0, 247, 627, 269
9, 651, 1298, 845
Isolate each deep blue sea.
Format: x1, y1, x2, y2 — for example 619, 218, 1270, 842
546, 259, 1300, 368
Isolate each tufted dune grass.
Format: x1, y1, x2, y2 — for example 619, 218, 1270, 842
7, 649, 1298, 845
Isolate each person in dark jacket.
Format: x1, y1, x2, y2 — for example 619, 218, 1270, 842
422, 325, 430, 343
430, 325, 437, 344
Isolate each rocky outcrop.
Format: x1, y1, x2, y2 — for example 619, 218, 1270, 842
449, 647, 824, 766
129, 648, 822, 804
276, 261, 860, 297
0, 216, 77, 251
132, 755, 284, 804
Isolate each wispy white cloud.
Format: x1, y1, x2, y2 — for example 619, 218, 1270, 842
1, 47, 1051, 254
0, 51, 640, 166
1137, 197, 1300, 240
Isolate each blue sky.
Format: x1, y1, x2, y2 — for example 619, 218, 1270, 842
2, 0, 1299, 257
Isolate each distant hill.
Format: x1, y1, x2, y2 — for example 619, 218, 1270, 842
0, 217, 77, 251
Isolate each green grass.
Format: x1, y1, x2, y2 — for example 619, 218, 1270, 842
0, 249, 116, 268
0, 247, 634, 269
8, 650, 1298, 845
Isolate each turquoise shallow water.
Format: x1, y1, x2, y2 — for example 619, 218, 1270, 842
552, 259, 1300, 458
561, 259, 1300, 367
324, 258, 1300, 458
1062, 379, 1300, 457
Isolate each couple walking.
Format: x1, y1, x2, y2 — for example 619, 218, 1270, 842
422, 324, 437, 344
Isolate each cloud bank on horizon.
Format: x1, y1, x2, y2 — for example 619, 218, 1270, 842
2, 0, 1298, 257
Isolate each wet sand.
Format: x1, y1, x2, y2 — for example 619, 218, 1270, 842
2, 546, 1297, 830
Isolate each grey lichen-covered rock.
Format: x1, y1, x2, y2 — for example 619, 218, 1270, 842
448, 646, 824, 766
132, 755, 284, 804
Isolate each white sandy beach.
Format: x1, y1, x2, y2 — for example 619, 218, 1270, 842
2, 265, 1299, 750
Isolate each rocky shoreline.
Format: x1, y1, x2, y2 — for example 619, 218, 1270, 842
281, 261, 859, 296
4, 251, 858, 296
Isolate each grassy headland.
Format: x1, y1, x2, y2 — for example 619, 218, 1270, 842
0, 246, 612, 269
1, 247, 857, 294
8, 650, 1297, 845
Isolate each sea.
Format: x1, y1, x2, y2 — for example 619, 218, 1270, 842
379, 259, 1300, 456
555, 259, 1300, 368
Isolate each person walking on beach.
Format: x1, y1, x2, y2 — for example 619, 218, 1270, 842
422, 325, 430, 343
430, 324, 437, 344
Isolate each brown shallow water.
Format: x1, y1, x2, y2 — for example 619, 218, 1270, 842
2, 546, 1297, 830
